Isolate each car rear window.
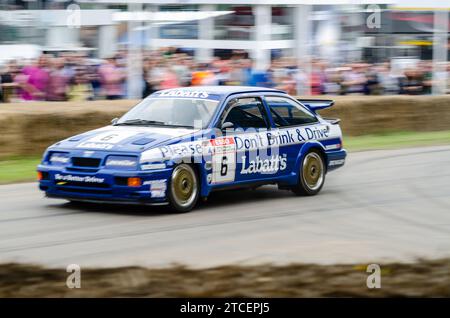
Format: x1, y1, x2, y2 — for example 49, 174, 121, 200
266, 96, 317, 127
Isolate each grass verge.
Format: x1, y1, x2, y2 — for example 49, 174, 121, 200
0, 156, 41, 184
345, 130, 450, 151
1, 130, 450, 185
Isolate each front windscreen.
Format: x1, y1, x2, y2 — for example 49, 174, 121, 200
117, 97, 220, 129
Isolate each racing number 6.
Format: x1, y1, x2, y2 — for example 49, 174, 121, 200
100, 134, 119, 142
220, 156, 228, 176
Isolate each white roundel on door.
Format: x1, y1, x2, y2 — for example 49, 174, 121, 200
210, 137, 236, 184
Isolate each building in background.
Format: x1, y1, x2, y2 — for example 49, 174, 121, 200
1, 1, 448, 64
0, 0, 448, 96
0, 2, 378, 63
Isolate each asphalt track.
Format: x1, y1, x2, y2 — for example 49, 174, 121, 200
0, 145, 449, 268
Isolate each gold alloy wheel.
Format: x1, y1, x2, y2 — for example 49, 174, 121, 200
302, 152, 324, 191
170, 164, 198, 208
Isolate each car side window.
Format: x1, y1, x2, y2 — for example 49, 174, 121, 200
266, 96, 318, 127
222, 97, 268, 129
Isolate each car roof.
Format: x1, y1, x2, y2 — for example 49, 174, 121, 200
154, 86, 285, 97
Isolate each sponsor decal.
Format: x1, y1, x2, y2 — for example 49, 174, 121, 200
140, 124, 339, 170
235, 133, 267, 151
146, 125, 334, 163
211, 137, 236, 184
85, 131, 138, 144
159, 141, 207, 160
329, 159, 345, 166
77, 131, 139, 150
55, 174, 105, 184
210, 137, 234, 147
143, 179, 167, 198
325, 143, 341, 150
265, 126, 330, 149
106, 159, 137, 167
77, 142, 114, 150
159, 90, 209, 98
50, 154, 70, 164
240, 154, 287, 175
210, 137, 235, 153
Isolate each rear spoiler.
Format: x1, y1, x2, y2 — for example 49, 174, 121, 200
297, 99, 334, 113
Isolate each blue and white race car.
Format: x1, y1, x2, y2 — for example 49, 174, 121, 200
38, 86, 346, 212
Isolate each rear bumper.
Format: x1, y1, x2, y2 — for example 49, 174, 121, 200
37, 165, 172, 204
326, 149, 347, 171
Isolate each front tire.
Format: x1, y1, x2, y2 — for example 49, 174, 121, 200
292, 150, 325, 196
168, 164, 200, 212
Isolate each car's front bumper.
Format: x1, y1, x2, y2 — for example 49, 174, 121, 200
37, 165, 172, 204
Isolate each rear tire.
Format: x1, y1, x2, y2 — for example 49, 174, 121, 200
168, 164, 200, 213
292, 149, 325, 196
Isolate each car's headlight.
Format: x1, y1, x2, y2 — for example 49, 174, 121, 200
49, 152, 70, 165
105, 156, 138, 170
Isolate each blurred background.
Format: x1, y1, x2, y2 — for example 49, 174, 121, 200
0, 2, 450, 297
0, 0, 448, 102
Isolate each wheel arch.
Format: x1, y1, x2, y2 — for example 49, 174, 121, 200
191, 159, 210, 198
167, 162, 201, 212
175, 155, 211, 198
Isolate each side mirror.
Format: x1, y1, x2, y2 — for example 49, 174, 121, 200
111, 118, 119, 125
221, 122, 234, 131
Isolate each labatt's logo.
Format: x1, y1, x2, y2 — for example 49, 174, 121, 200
240, 154, 287, 175
159, 90, 209, 98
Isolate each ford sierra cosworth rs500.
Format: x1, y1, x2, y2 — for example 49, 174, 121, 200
37, 86, 346, 212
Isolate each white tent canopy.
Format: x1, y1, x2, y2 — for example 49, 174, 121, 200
392, 0, 450, 9
113, 10, 234, 22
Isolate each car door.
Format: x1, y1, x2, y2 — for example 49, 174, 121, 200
263, 95, 320, 175
212, 96, 274, 185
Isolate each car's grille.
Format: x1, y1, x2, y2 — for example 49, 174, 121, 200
72, 157, 101, 168
114, 177, 129, 186
66, 167, 99, 173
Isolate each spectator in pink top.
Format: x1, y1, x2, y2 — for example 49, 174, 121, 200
19, 55, 50, 101
46, 58, 69, 101
98, 57, 125, 100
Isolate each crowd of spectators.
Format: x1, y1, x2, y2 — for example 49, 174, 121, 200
1, 48, 449, 103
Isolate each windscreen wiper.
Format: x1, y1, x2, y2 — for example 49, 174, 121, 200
162, 124, 195, 129
114, 119, 166, 126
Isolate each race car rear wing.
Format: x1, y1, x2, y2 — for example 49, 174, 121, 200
297, 99, 340, 124
297, 99, 334, 113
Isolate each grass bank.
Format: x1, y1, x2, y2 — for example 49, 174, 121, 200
1, 130, 449, 185
344, 130, 450, 151
1, 258, 449, 297
0, 156, 41, 184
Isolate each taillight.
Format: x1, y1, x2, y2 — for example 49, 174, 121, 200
37, 171, 43, 181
